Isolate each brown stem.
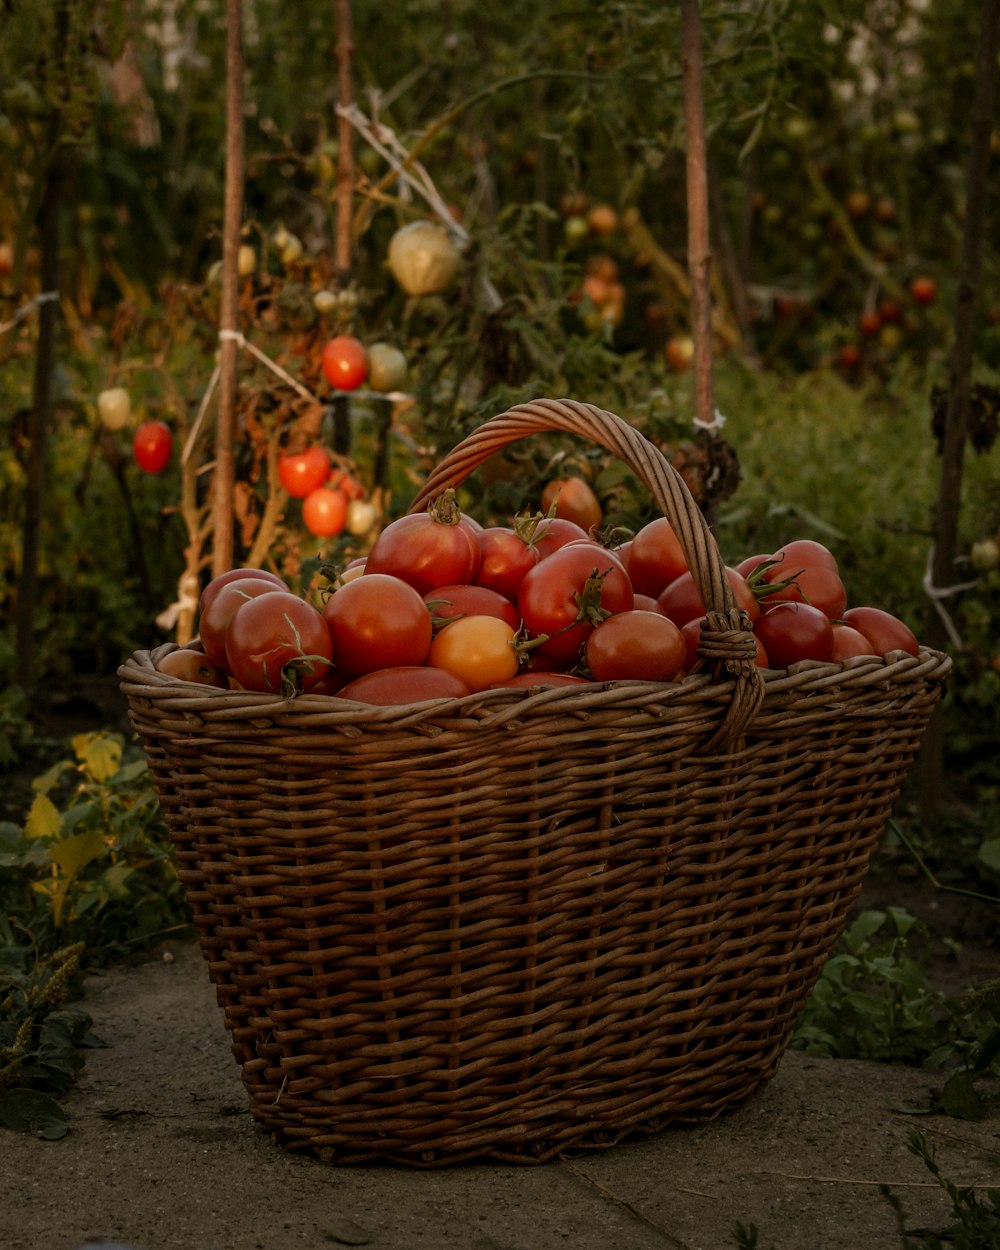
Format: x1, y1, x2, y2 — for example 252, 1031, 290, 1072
335, 0, 355, 281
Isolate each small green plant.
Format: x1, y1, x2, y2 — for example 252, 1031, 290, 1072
0, 730, 190, 958
0, 730, 191, 1135
882, 1131, 1000, 1249
0, 941, 102, 1139
792, 908, 955, 1065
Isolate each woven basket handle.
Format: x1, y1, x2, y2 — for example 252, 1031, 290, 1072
408, 397, 764, 745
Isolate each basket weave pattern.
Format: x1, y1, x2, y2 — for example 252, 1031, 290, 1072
120, 399, 950, 1165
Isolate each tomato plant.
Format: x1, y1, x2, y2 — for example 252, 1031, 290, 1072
365, 493, 480, 593
842, 606, 920, 657
540, 475, 602, 532
585, 610, 685, 682
754, 601, 834, 668
132, 421, 173, 474
322, 573, 433, 674
427, 615, 520, 692
321, 335, 369, 391
225, 591, 334, 694
277, 445, 331, 498
302, 486, 348, 537
338, 666, 471, 704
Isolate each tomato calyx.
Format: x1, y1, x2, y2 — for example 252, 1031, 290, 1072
426, 488, 464, 526
244, 612, 333, 697
743, 557, 803, 603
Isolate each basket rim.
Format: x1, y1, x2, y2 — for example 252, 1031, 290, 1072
119, 643, 952, 732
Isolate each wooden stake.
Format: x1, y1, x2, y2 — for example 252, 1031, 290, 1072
680, 0, 714, 432
213, 0, 246, 576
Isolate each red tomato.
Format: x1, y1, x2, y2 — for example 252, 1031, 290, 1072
338, 666, 471, 705
754, 601, 834, 668
842, 606, 920, 657
475, 526, 539, 601
365, 508, 481, 593
627, 517, 689, 598
327, 466, 365, 500
530, 516, 590, 560
302, 486, 348, 537
681, 615, 769, 673
199, 567, 287, 615
424, 584, 520, 632
585, 610, 685, 682
133, 421, 173, 474
199, 576, 286, 669
759, 563, 847, 620
830, 623, 879, 661
322, 573, 433, 674
909, 275, 937, 306
657, 567, 760, 629
540, 476, 603, 532
518, 541, 633, 663
154, 648, 230, 688
734, 553, 774, 580
766, 539, 839, 576
427, 615, 519, 692
633, 593, 662, 612
225, 591, 334, 694
321, 335, 369, 390
277, 445, 331, 498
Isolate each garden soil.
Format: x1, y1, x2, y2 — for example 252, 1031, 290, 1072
3, 910, 998, 1250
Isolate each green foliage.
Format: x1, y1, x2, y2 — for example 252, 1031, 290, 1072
791, 908, 993, 1068
0, 730, 190, 1132
882, 1132, 1000, 1250
0, 942, 101, 1139
0, 730, 190, 958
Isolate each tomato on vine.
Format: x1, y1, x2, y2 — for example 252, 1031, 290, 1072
302, 486, 348, 537
278, 445, 331, 498
133, 420, 173, 474
321, 335, 369, 391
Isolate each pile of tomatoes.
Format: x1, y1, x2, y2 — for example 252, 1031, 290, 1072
155, 491, 922, 704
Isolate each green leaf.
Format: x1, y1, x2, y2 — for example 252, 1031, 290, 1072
938, 1072, 987, 1122
0, 1088, 69, 1139
23, 793, 61, 841
978, 838, 1000, 872
72, 732, 123, 783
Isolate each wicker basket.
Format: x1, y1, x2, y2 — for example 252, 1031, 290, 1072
119, 398, 950, 1166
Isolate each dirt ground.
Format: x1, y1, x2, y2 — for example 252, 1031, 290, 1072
2, 897, 998, 1250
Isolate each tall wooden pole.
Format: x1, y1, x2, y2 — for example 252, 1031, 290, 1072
331, 0, 355, 457
919, 0, 1000, 818
680, 0, 714, 434
213, 0, 246, 575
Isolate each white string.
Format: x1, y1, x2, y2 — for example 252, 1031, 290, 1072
0, 290, 59, 337
922, 546, 979, 651
693, 408, 727, 433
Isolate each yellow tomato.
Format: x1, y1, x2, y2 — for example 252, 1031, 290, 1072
427, 615, 519, 692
